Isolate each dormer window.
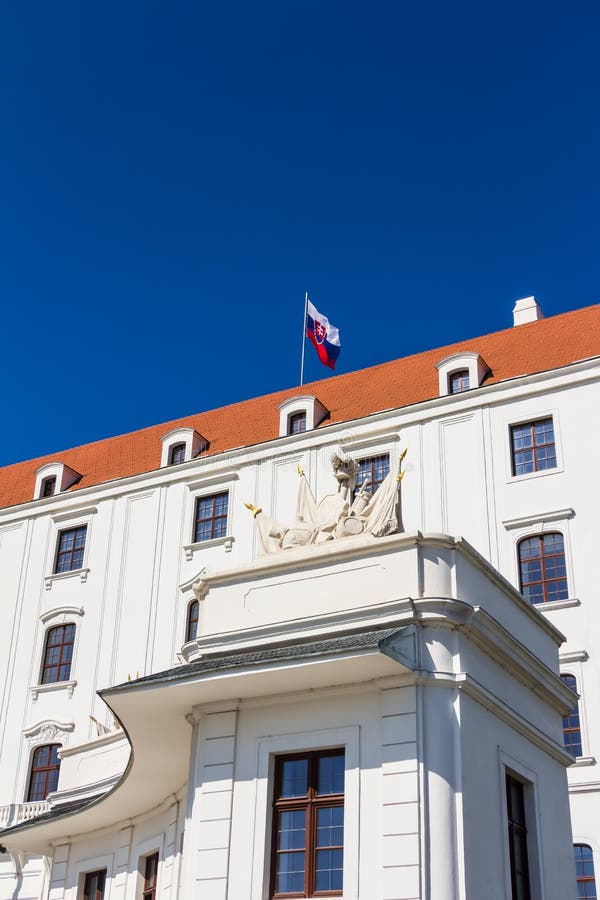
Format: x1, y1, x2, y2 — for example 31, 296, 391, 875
277, 395, 328, 438
41, 476, 57, 498
168, 442, 187, 465
435, 352, 489, 397
448, 369, 470, 394
160, 428, 208, 468
288, 412, 307, 435
34, 463, 81, 500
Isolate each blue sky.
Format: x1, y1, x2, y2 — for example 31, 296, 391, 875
1, 1, 599, 466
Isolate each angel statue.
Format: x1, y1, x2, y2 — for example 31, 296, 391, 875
246, 449, 407, 555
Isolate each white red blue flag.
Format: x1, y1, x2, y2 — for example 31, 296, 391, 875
306, 300, 341, 370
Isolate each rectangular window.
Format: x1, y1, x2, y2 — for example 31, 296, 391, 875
142, 852, 159, 900
510, 418, 556, 476
83, 869, 106, 900
169, 442, 186, 465
448, 369, 470, 394
271, 750, 344, 898
41, 476, 57, 498
356, 454, 390, 495
54, 525, 87, 574
288, 412, 307, 435
506, 773, 531, 900
193, 492, 229, 543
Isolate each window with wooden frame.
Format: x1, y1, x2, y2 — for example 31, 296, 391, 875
193, 492, 228, 543
510, 417, 557, 476
142, 852, 159, 900
54, 525, 88, 574
41, 476, 57, 498
82, 869, 106, 900
271, 750, 344, 898
288, 412, 307, 435
448, 369, 470, 394
355, 454, 390, 496
560, 673, 582, 758
574, 844, 597, 899
41, 623, 75, 684
168, 442, 186, 465
517, 532, 568, 605
27, 743, 61, 802
186, 600, 199, 642
506, 772, 531, 900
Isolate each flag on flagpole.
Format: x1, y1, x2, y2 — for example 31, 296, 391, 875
306, 300, 341, 370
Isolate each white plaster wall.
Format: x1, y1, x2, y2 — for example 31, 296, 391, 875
0, 357, 598, 896
460, 692, 575, 900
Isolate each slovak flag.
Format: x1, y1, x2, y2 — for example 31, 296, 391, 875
306, 300, 341, 370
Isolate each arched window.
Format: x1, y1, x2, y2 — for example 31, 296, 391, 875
561, 674, 582, 758
186, 600, 199, 642
27, 744, 61, 801
517, 532, 568, 604
41, 624, 76, 684
574, 844, 597, 898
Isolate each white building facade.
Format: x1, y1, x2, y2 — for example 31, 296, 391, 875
0, 298, 598, 899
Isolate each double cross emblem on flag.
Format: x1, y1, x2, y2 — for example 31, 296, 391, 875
305, 299, 341, 370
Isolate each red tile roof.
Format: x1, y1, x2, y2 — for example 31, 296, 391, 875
2, 304, 600, 511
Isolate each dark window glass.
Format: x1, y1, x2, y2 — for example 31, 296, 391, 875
54, 525, 87, 574
186, 600, 199, 642
169, 443, 186, 465
193, 492, 228, 543
27, 744, 61, 802
272, 750, 344, 897
510, 418, 556, 476
506, 773, 531, 900
518, 533, 568, 605
561, 674, 582, 758
41, 624, 75, 684
142, 852, 159, 900
356, 454, 390, 496
448, 369, 470, 394
41, 476, 57, 498
575, 845, 597, 899
83, 869, 106, 900
288, 412, 307, 435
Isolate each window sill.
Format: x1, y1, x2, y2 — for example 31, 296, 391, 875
573, 756, 596, 768
30, 680, 77, 701
45, 568, 90, 590
184, 536, 234, 561
508, 464, 563, 485
535, 597, 580, 612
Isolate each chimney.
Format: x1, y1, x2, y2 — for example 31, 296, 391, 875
512, 296, 544, 326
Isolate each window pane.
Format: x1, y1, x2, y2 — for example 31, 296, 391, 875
278, 809, 306, 850
280, 758, 308, 798
315, 848, 344, 892
318, 754, 344, 795
316, 806, 344, 847
276, 851, 305, 894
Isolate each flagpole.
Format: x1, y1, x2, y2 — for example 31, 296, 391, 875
300, 290, 308, 386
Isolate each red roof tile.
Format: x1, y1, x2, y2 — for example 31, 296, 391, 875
1, 304, 599, 511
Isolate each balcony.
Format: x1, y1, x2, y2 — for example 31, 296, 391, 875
0, 801, 50, 829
